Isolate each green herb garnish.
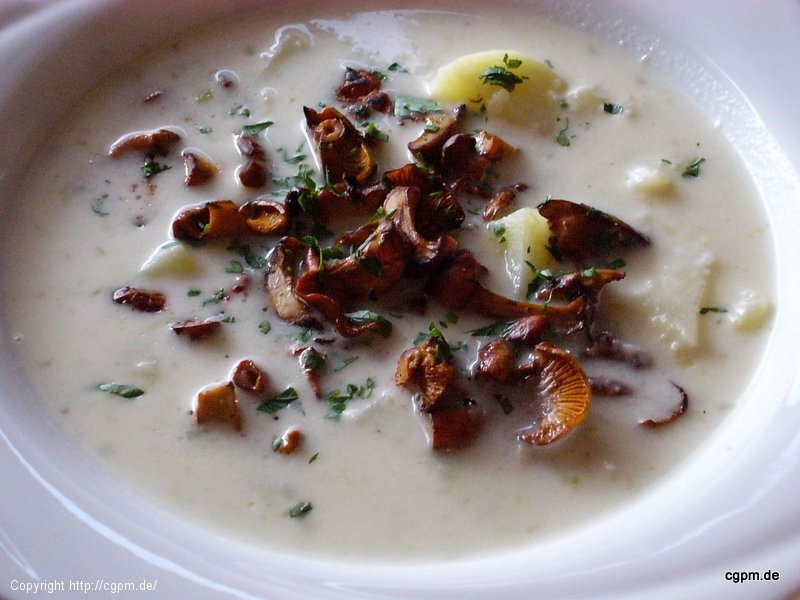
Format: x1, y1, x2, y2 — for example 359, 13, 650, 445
288, 501, 313, 518
699, 306, 727, 315
141, 160, 171, 179
394, 96, 441, 119
241, 120, 273, 136
682, 157, 706, 177
478, 53, 528, 93
97, 383, 144, 399
257, 387, 299, 414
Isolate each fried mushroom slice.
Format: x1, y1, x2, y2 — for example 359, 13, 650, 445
112, 285, 166, 313
427, 250, 586, 327
304, 106, 377, 185
238, 199, 290, 235
407, 106, 464, 165
395, 339, 458, 411
336, 67, 383, 101
382, 164, 464, 239
170, 318, 222, 340
517, 342, 592, 446
396, 338, 480, 451
182, 148, 218, 186
266, 236, 319, 327
538, 199, 650, 265
424, 402, 482, 452
194, 381, 242, 432
108, 127, 181, 158
171, 200, 242, 241
640, 382, 688, 427
231, 359, 269, 394
234, 132, 270, 188
474, 338, 517, 383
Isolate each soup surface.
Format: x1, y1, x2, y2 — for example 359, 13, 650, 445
0, 2, 774, 561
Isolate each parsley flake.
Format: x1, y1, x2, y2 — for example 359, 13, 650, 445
97, 383, 144, 399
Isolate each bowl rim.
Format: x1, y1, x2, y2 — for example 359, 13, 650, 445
2, 1, 800, 598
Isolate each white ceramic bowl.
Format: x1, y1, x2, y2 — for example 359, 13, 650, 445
2, 1, 799, 598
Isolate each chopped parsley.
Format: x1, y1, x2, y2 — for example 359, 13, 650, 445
201, 288, 226, 306
225, 260, 244, 274
97, 383, 144, 399
288, 501, 313, 518
603, 103, 624, 114
682, 157, 706, 177
241, 120, 273, 136
699, 306, 727, 315
141, 160, 171, 179
257, 387, 299, 414
555, 118, 572, 147
394, 96, 441, 119
258, 319, 272, 335
228, 105, 251, 117
478, 53, 528, 93
91, 194, 110, 216
226, 239, 267, 269
470, 321, 514, 337
325, 377, 375, 418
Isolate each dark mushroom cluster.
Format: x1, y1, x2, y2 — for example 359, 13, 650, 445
110, 65, 682, 449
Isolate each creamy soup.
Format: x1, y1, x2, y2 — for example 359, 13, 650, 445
0, 2, 774, 561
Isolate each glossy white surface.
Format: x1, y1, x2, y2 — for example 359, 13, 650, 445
1, 1, 798, 598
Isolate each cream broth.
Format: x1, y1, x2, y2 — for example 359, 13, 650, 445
1, 3, 774, 561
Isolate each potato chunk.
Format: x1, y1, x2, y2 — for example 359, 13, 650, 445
430, 50, 566, 131
489, 207, 556, 298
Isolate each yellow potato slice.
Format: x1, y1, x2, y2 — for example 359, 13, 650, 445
491, 207, 557, 298
430, 50, 567, 130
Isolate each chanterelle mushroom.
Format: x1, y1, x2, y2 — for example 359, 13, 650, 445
517, 343, 592, 446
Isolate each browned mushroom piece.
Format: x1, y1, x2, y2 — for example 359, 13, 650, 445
181, 149, 218, 186
517, 342, 592, 445
275, 427, 303, 454
407, 106, 464, 165
304, 106, 377, 185
482, 187, 518, 222
233, 132, 270, 188
266, 236, 319, 327
381, 164, 464, 239
474, 130, 515, 162
170, 318, 222, 340
335, 67, 382, 102
238, 199, 290, 235
474, 338, 517, 383
395, 339, 458, 411
231, 359, 269, 394
108, 127, 181, 158
424, 403, 482, 452
112, 285, 166, 313
439, 133, 490, 183
534, 268, 626, 302
382, 186, 459, 267
171, 199, 243, 241
502, 315, 549, 345
194, 381, 242, 431
538, 199, 650, 265
640, 382, 689, 427
426, 250, 586, 326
